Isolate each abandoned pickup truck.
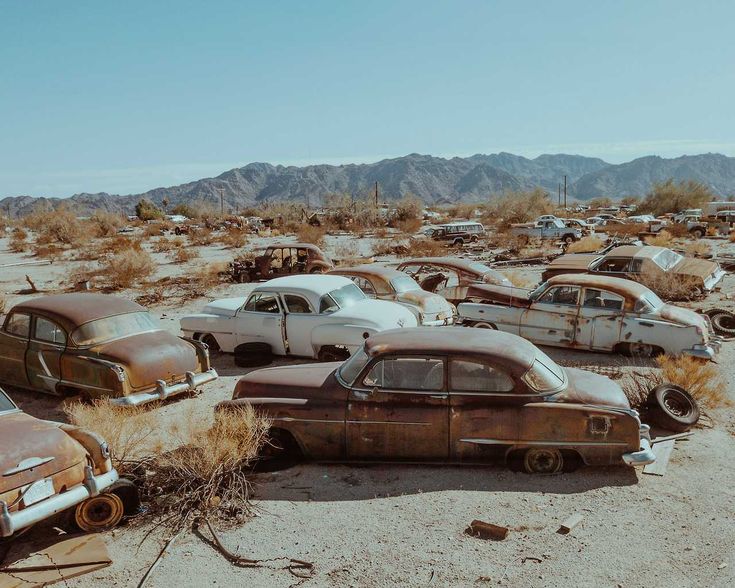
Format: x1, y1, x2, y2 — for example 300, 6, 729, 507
511, 218, 581, 243
542, 245, 725, 295
180, 275, 417, 363
457, 274, 720, 359
0, 388, 136, 537
220, 328, 654, 472
396, 257, 512, 304
0, 294, 217, 406
329, 265, 455, 326
231, 243, 334, 283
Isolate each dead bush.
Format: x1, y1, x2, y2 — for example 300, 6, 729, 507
219, 228, 248, 249
370, 239, 397, 257
485, 188, 555, 227
32, 243, 65, 259
682, 241, 711, 258
296, 224, 327, 246
405, 238, 446, 257
566, 236, 604, 253
102, 249, 156, 289
65, 399, 159, 473
9, 227, 29, 252
643, 230, 674, 248
188, 227, 215, 246
333, 241, 361, 265
395, 218, 423, 234
638, 271, 701, 301
655, 355, 728, 408
90, 211, 125, 238
171, 247, 200, 263
27, 208, 85, 245
152, 236, 184, 253
142, 223, 167, 239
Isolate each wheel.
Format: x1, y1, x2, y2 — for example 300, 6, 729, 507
257, 429, 303, 469
706, 309, 735, 336
74, 493, 125, 533
563, 234, 575, 244
472, 322, 496, 329
309, 266, 325, 274
453, 238, 464, 247
523, 448, 564, 474
107, 478, 141, 515
624, 342, 659, 358
646, 384, 700, 432
690, 228, 704, 239
470, 235, 479, 243
234, 342, 273, 368
317, 346, 350, 362
201, 334, 221, 353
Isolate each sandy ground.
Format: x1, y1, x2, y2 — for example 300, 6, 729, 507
1, 230, 734, 587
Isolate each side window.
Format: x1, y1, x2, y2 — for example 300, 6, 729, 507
4, 313, 30, 338
243, 293, 281, 313
628, 259, 643, 273
449, 359, 514, 393
363, 357, 444, 391
536, 286, 580, 306
350, 276, 376, 297
34, 317, 67, 345
596, 258, 630, 273
319, 294, 339, 314
400, 264, 421, 277
583, 289, 624, 310
283, 294, 312, 314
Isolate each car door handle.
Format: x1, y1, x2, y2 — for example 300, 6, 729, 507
429, 394, 447, 399
639, 321, 654, 327
352, 389, 376, 400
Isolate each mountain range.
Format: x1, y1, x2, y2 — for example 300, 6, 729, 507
3, 152, 735, 217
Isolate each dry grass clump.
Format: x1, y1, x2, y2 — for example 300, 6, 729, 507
370, 239, 397, 257
500, 270, 535, 288
485, 187, 555, 227
102, 249, 157, 289
219, 228, 248, 249
682, 241, 711, 257
188, 227, 215, 246
65, 399, 159, 473
566, 235, 604, 253
638, 271, 701, 301
9, 227, 29, 252
142, 222, 167, 238
32, 243, 65, 259
171, 247, 200, 263
96, 235, 143, 256
152, 236, 185, 253
333, 241, 361, 264
655, 355, 728, 408
644, 230, 674, 248
406, 238, 446, 257
27, 208, 86, 246
296, 224, 327, 246
395, 218, 423, 234
90, 211, 125, 237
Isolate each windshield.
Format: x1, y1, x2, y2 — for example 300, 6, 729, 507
468, 261, 492, 275
528, 282, 548, 300
0, 390, 17, 413
337, 346, 370, 385
651, 249, 683, 271
522, 355, 566, 392
72, 312, 160, 346
390, 275, 421, 293
319, 283, 366, 313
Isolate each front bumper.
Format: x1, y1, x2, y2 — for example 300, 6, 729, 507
421, 315, 455, 327
0, 466, 119, 537
110, 368, 218, 406
622, 438, 656, 466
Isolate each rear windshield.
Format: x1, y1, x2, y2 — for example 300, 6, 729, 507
72, 312, 160, 346
320, 283, 366, 313
634, 292, 664, 313
337, 346, 370, 385
652, 249, 683, 271
522, 355, 566, 392
390, 275, 421, 293
0, 390, 16, 413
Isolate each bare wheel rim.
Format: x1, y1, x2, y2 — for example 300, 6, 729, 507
474, 322, 494, 329
524, 448, 563, 474
629, 342, 654, 357
663, 389, 691, 417
75, 493, 124, 532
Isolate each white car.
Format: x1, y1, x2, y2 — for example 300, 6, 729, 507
180, 275, 418, 362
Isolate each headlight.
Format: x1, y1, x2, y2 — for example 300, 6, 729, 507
111, 364, 126, 382
100, 441, 111, 459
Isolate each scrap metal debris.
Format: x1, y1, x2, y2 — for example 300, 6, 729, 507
465, 520, 509, 541
557, 513, 584, 535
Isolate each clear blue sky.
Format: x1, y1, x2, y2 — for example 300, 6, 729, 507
2, 0, 734, 198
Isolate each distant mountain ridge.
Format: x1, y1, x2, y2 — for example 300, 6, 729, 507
3, 152, 735, 217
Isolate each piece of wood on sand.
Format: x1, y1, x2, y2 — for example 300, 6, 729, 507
465, 520, 509, 541
644, 439, 675, 476
557, 513, 584, 535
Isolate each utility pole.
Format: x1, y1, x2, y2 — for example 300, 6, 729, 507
558, 183, 561, 207
563, 175, 567, 209
374, 181, 379, 207
218, 187, 224, 216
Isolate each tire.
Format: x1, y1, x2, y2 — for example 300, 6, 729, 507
472, 322, 496, 329
523, 448, 564, 474
73, 493, 125, 533
107, 478, 141, 516
622, 342, 660, 358
317, 346, 351, 362
201, 334, 221, 353
453, 238, 464, 247
309, 266, 325, 274
234, 342, 273, 368
257, 429, 303, 470
470, 235, 479, 243
646, 384, 700, 432
705, 308, 735, 336
562, 234, 575, 244
690, 228, 704, 239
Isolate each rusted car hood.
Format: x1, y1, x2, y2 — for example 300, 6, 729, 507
546, 254, 599, 271
395, 289, 451, 314
234, 363, 339, 399
0, 412, 84, 493
91, 331, 199, 388
550, 367, 630, 410
672, 257, 720, 281
464, 284, 532, 307
659, 304, 707, 330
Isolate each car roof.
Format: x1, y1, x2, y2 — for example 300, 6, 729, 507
11, 294, 145, 329
546, 274, 652, 299
365, 327, 538, 371
397, 257, 488, 273
267, 242, 322, 251
608, 245, 666, 259
256, 274, 353, 295
331, 264, 404, 280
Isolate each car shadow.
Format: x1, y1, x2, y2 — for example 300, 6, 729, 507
208, 351, 317, 378
251, 461, 640, 503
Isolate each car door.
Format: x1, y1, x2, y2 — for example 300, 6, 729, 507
449, 357, 531, 462
281, 293, 319, 357
346, 355, 448, 460
0, 312, 32, 387
234, 292, 287, 354
590, 257, 633, 278
25, 315, 67, 393
519, 286, 580, 346
575, 288, 625, 350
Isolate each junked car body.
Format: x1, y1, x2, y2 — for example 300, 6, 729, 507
457, 274, 721, 359
0, 388, 132, 537
231, 243, 335, 283
180, 275, 418, 362
396, 257, 512, 304
0, 294, 217, 406
542, 245, 725, 294
510, 218, 581, 243
328, 265, 455, 326
220, 328, 654, 472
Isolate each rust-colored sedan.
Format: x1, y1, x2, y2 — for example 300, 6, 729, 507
0, 294, 217, 406
221, 329, 654, 473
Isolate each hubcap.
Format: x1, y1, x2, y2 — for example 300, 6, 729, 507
524, 449, 563, 474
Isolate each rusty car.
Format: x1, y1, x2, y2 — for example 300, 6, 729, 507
230, 243, 335, 283
0, 388, 137, 537
328, 265, 455, 325
456, 274, 721, 359
180, 275, 418, 364
396, 257, 512, 304
541, 245, 725, 294
219, 328, 655, 473
0, 294, 217, 406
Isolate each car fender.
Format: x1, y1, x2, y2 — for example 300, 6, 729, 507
620, 317, 702, 353
458, 302, 522, 333
310, 324, 373, 357
180, 314, 236, 352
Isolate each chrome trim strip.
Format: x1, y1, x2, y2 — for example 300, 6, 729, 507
459, 438, 628, 447
348, 420, 431, 426
272, 417, 342, 424
245, 398, 308, 405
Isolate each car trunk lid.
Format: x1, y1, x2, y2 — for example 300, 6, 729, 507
234, 363, 337, 399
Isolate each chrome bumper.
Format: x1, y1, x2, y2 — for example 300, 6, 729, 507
622, 437, 656, 467
0, 466, 119, 537
683, 341, 720, 360
110, 369, 218, 407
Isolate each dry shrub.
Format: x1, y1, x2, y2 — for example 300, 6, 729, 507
97, 235, 143, 255
152, 236, 184, 253
644, 230, 674, 248
65, 400, 159, 473
567, 236, 604, 253
27, 208, 85, 245
333, 240, 360, 262
90, 211, 125, 238
33, 243, 65, 259
655, 355, 728, 408
638, 271, 701, 301
296, 224, 326, 246
602, 223, 643, 237
374, 227, 389, 239
188, 227, 214, 246
395, 218, 422, 234
370, 239, 396, 257
142, 223, 166, 239
485, 188, 555, 227
682, 241, 711, 258
102, 249, 156, 289
500, 270, 535, 288
408, 238, 446, 257
171, 247, 200, 263
9, 227, 29, 252
220, 228, 247, 249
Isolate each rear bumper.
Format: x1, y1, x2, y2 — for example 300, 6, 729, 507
110, 368, 218, 406
622, 437, 656, 467
683, 341, 720, 360
0, 467, 119, 537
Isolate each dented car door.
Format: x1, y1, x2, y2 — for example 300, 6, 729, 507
346, 355, 448, 460
234, 292, 287, 355
0, 312, 32, 388
25, 316, 67, 394
520, 286, 580, 346
575, 288, 625, 350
